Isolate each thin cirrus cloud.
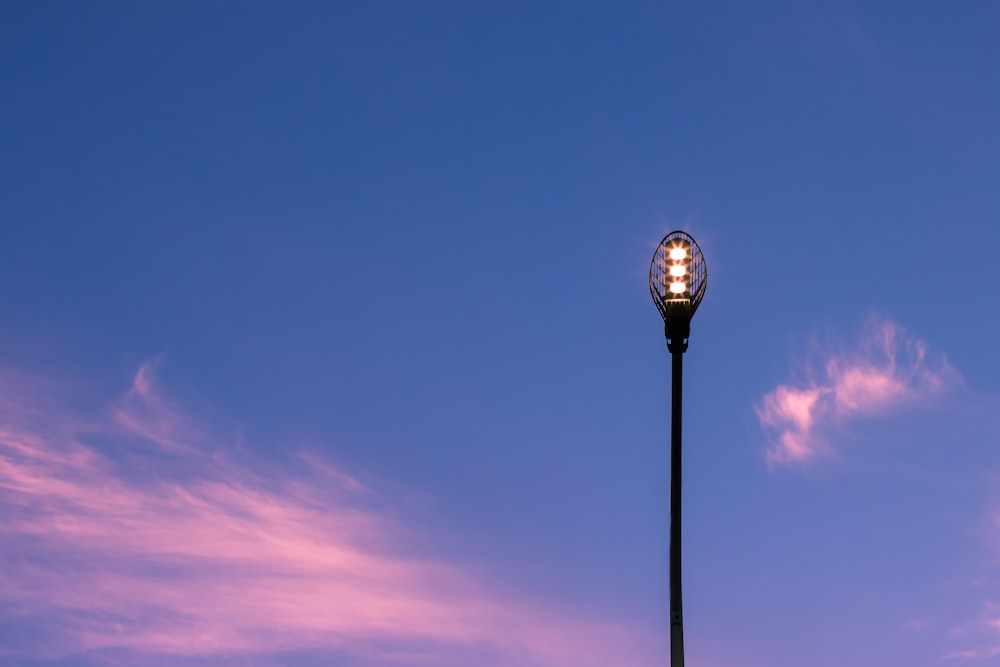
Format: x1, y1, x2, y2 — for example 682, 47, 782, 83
756, 316, 960, 466
943, 607, 1000, 661
946, 646, 1000, 661
945, 511, 1000, 660
0, 362, 659, 666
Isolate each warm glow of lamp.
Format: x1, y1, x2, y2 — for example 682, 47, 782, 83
649, 230, 706, 329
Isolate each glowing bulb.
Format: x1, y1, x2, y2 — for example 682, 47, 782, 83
669, 265, 686, 277
669, 247, 687, 260
669, 281, 686, 294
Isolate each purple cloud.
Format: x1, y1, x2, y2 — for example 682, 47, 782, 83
0, 363, 659, 665
756, 316, 960, 465
942, 607, 1000, 661
943, 508, 1000, 660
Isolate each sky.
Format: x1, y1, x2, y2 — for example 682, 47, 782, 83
2, 2, 1000, 665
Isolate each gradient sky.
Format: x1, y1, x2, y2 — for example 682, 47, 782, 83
3, 2, 1000, 666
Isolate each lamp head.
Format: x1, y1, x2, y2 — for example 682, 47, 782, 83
649, 231, 707, 353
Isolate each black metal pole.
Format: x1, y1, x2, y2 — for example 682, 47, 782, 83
670, 347, 685, 667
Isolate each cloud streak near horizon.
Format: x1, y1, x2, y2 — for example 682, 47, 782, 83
756, 316, 960, 465
0, 363, 658, 666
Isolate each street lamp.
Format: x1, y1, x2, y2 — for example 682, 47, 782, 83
649, 231, 707, 667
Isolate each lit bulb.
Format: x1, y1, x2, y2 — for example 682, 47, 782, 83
669, 265, 686, 277
669, 247, 687, 260
669, 281, 686, 294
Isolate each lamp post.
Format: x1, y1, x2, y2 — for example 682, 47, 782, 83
649, 231, 707, 667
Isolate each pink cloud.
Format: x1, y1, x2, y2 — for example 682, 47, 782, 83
756, 316, 960, 465
0, 363, 660, 665
934, 616, 1000, 660
944, 645, 1000, 660
933, 497, 1000, 661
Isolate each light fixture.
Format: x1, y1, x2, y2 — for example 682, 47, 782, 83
648, 230, 708, 667
649, 231, 707, 352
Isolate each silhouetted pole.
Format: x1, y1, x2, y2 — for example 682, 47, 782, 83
669, 345, 685, 667
649, 231, 706, 667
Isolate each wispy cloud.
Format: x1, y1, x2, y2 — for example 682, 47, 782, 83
946, 511, 1000, 660
0, 362, 658, 666
944, 614, 1000, 661
945, 647, 1000, 660
756, 316, 960, 465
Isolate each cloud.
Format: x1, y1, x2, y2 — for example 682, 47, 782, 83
756, 316, 960, 465
944, 616, 1000, 662
0, 362, 659, 666
944, 511, 1000, 659
942, 615, 1000, 661
945, 647, 1000, 660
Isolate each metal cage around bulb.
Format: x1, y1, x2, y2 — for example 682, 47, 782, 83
650, 231, 707, 317
649, 231, 707, 352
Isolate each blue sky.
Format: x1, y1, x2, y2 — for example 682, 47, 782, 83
2, 2, 1000, 665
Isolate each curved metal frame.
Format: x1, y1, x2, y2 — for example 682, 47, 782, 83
649, 231, 707, 354
649, 231, 707, 319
